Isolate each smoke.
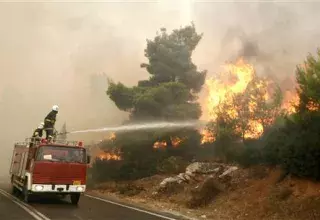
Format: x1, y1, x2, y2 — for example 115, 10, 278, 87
0, 1, 319, 176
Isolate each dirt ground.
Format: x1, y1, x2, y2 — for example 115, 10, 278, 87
91, 166, 320, 220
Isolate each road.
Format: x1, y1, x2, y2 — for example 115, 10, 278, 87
0, 182, 185, 220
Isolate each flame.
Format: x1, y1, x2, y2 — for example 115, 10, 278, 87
204, 58, 265, 140
153, 141, 167, 149
171, 137, 183, 147
153, 137, 185, 149
282, 90, 299, 114
97, 151, 121, 161
110, 132, 116, 141
200, 128, 215, 144
244, 120, 264, 139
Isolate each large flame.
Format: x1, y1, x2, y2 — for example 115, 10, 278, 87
203, 58, 261, 142
206, 58, 254, 121
200, 129, 215, 144
201, 58, 299, 144
282, 90, 299, 114
94, 132, 121, 161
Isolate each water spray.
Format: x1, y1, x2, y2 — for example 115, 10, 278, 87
57, 120, 206, 135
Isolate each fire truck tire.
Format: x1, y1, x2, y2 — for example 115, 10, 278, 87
70, 193, 80, 205
10, 184, 18, 196
22, 181, 31, 203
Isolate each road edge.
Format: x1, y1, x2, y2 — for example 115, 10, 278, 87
85, 191, 197, 220
0, 189, 50, 220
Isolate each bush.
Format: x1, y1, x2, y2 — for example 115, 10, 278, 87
264, 112, 320, 180
117, 184, 144, 196
235, 139, 263, 167
186, 177, 224, 208
156, 156, 187, 174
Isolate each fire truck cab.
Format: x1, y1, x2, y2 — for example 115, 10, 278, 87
9, 138, 90, 205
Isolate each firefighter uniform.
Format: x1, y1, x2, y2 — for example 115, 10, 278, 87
32, 127, 43, 139
44, 105, 59, 140
30, 122, 44, 147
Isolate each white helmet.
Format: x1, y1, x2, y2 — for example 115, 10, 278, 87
52, 105, 59, 112
38, 122, 44, 129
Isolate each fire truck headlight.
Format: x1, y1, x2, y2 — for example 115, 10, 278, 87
35, 185, 44, 191
76, 186, 84, 192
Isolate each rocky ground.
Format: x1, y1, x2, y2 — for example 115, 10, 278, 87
91, 162, 320, 220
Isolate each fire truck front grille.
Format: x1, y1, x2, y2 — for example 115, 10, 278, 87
33, 176, 84, 184
32, 162, 86, 184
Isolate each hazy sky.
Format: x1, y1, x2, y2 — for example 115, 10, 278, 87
0, 0, 319, 175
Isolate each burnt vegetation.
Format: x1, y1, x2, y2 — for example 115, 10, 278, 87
89, 23, 320, 183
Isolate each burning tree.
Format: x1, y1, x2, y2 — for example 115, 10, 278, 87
202, 58, 283, 145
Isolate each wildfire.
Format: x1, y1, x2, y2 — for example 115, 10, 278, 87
201, 57, 299, 143
171, 137, 183, 147
109, 132, 116, 141
153, 137, 184, 149
203, 58, 265, 142
282, 90, 299, 114
97, 151, 121, 161
200, 129, 215, 144
153, 141, 167, 149
244, 120, 264, 139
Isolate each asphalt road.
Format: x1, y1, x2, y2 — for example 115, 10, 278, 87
0, 182, 185, 220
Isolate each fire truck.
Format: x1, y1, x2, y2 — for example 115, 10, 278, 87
9, 138, 91, 205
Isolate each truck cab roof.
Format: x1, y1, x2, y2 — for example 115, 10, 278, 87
15, 138, 85, 149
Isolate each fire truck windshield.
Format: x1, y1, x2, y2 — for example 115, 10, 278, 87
35, 145, 86, 164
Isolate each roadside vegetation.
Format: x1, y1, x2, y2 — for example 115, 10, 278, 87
88, 23, 320, 219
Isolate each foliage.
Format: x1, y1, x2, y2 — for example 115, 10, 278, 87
107, 82, 201, 120
107, 23, 206, 121
296, 49, 320, 113
262, 112, 320, 179
156, 156, 187, 174
261, 50, 320, 179
91, 24, 207, 181
204, 72, 283, 164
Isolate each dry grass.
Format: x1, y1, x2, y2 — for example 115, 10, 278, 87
91, 166, 320, 220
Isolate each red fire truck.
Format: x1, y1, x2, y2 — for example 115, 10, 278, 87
9, 138, 90, 205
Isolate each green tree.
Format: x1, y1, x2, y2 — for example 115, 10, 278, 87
263, 49, 320, 179
101, 24, 207, 180
296, 49, 320, 114
107, 23, 206, 121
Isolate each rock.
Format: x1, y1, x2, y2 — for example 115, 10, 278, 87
158, 162, 239, 196
187, 176, 224, 208
186, 162, 221, 174
160, 177, 179, 187
201, 215, 207, 218
218, 166, 238, 178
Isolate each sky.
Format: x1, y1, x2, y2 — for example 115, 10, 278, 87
0, 0, 320, 175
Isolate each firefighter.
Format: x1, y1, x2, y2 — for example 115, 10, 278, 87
32, 122, 44, 139
44, 105, 59, 141
30, 122, 44, 147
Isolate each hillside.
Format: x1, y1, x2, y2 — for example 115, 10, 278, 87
90, 165, 320, 220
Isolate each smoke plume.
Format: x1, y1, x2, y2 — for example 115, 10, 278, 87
0, 1, 319, 176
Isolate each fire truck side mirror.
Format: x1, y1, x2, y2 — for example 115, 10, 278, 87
86, 155, 91, 164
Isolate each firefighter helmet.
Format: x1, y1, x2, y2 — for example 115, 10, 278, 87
38, 122, 44, 129
52, 105, 59, 112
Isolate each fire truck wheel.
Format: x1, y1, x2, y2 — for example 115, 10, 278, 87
10, 185, 18, 196
10, 184, 15, 195
70, 193, 80, 205
22, 182, 31, 203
